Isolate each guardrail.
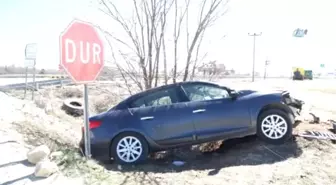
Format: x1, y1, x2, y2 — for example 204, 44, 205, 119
0, 74, 67, 79
1, 75, 335, 92
0, 79, 73, 91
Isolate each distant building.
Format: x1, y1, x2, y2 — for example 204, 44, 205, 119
197, 61, 227, 75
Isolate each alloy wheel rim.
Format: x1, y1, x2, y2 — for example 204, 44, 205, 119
116, 136, 142, 163
261, 114, 288, 139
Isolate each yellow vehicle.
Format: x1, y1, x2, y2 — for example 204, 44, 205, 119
292, 67, 313, 80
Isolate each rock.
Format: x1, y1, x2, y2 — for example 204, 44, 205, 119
50, 151, 63, 159
50, 151, 64, 163
172, 160, 185, 166
27, 145, 51, 164
35, 160, 59, 177
117, 165, 122, 170
45, 102, 53, 114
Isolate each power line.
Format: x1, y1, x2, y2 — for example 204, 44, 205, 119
248, 32, 262, 82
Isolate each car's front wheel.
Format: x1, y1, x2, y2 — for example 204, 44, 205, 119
257, 109, 293, 144
110, 132, 149, 164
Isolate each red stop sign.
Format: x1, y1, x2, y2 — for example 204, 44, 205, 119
59, 20, 104, 83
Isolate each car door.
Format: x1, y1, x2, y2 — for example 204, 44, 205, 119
180, 83, 251, 141
128, 87, 195, 146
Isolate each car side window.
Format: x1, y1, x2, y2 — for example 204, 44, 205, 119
130, 89, 177, 108
182, 84, 230, 102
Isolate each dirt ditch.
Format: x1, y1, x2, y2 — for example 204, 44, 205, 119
2, 80, 336, 185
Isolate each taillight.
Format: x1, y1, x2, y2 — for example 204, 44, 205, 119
89, 120, 102, 129
81, 120, 102, 131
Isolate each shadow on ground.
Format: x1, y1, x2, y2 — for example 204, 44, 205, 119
103, 135, 303, 176
0, 159, 42, 185
0, 140, 19, 145
0, 173, 46, 185
0, 159, 34, 168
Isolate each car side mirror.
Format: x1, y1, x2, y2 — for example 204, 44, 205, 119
230, 90, 239, 100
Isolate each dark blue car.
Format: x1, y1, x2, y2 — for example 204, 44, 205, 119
80, 81, 303, 164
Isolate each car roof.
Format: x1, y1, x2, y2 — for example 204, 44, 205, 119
115, 81, 218, 109
132, 80, 218, 98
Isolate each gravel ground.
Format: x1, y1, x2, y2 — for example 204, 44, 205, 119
0, 122, 83, 185
0, 92, 83, 185
0, 118, 35, 185
1, 78, 336, 185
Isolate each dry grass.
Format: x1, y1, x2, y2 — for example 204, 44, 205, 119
7, 84, 128, 118
34, 96, 47, 109
12, 118, 116, 185
4, 79, 336, 185
306, 88, 336, 94
92, 94, 120, 113
60, 87, 83, 98
16, 111, 336, 185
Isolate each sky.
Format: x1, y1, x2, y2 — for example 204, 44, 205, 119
0, 0, 336, 76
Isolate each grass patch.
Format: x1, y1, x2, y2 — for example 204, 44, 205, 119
12, 120, 120, 185
306, 88, 336, 94
92, 95, 119, 114
61, 88, 83, 98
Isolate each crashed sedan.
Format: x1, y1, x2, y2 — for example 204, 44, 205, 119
80, 81, 303, 164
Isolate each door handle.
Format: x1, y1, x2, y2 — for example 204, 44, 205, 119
192, 109, 206, 113
140, 116, 154, 120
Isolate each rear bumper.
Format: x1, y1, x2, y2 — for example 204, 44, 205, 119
79, 135, 111, 161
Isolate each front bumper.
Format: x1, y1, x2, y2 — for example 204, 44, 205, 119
281, 91, 304, 116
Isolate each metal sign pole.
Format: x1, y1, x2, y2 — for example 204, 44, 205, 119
59, 20, 104, 159
252, 35, 256, 82
264, 60, 269, 79
83, 84, 91, 158
248, 32, 262, 82
264, 64, 267, 79
32, 60, 36, 100
25, 43, 37, 100
24, 67, 28, 99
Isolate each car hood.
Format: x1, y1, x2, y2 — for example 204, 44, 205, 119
237, 89, 284, 98
237, 89, 304, 110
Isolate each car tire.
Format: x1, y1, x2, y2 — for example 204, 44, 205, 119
62, 98, 84, 116
257, 109, 293, 145
110, 132, 149, 164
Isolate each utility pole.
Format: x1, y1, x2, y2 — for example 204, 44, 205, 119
248, 32, 262, 82
264, 59, 270, 79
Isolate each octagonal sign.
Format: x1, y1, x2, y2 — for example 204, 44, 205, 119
60, 19, 104, 83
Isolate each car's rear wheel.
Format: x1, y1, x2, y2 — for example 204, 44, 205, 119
257, 109, 293, 144
110, 132, 149, 164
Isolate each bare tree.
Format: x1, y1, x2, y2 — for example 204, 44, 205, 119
193, 60, 220, 81
182, 0, 228, 81
161, 0, 228, 82
190, 31, 207, 80
172, 0, 189, 83
153, 0, 172, 87
99, 0, 173, 90
97, 0, 228, 90
162, 34, 168, 85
